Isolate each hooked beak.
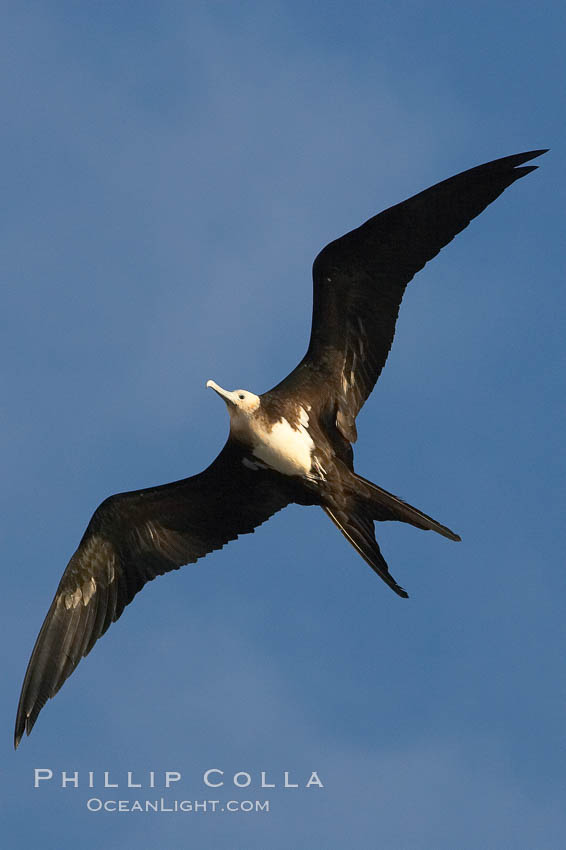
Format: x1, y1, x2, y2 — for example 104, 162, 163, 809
206, 380, 237, 406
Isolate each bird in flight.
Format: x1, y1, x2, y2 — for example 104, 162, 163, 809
15, 149, 546, 747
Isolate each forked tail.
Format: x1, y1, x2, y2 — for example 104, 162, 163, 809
323, 505, 409, 598
353, 472, 461, 542
322, 469, 460, 596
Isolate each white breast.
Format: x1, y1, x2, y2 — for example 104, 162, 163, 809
251, 407, 314, 477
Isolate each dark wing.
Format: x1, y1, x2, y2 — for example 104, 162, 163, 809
15, 439, 295, 747
269, 150, 546, 442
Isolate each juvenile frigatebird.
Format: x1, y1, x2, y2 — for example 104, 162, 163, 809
14, 149, 546, 747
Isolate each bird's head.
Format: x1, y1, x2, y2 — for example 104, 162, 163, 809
206, 380, 261, 425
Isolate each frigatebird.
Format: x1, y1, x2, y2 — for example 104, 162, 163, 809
15, 149, 546, 747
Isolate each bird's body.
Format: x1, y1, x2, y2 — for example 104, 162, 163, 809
15, 149, 546, 747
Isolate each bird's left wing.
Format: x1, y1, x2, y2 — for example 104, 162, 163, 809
267, 150, 546, 442
15, 439, 294, 747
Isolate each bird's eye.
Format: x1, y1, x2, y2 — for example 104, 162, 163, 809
239, 394, 245, 400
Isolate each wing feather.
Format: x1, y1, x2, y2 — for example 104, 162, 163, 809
15, 440, 295, 746
268, 150, 547, 441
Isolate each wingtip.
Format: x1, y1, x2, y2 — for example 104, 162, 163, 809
15, 702, 36, 750
478, 149, 548, 178
14, 712, 27, 750
519, 148, 549, 158
438, 525, 461, 542
509, 149, 549, 176
511, 148, 549, 165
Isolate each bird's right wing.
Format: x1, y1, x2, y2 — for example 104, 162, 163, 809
15, 439, 295, 747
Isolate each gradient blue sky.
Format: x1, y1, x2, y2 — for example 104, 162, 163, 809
2, 2, 565, 848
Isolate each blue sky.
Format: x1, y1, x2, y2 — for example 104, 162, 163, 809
2, 2, 564, 847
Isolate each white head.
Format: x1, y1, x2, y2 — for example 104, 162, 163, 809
206, 380, 261, 421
